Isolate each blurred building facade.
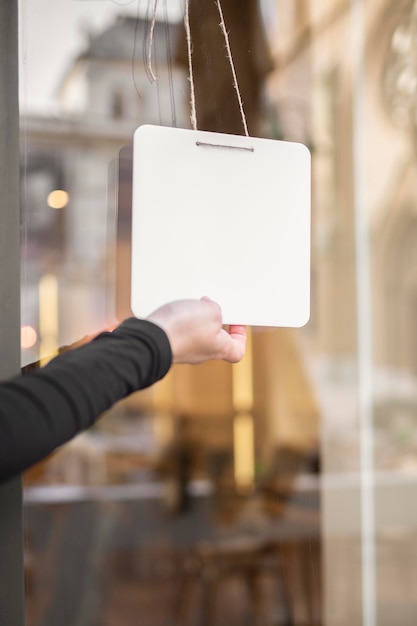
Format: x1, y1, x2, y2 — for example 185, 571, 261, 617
18, 2, 417, 625
264, 1, 417, 622
21, 15, 188, 364
21, 8, 320, 475
21, 0, 417, 521
264, 0, 417, 460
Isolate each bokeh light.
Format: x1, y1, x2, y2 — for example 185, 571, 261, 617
47, 189, 69, 209
21, 325, 38, 349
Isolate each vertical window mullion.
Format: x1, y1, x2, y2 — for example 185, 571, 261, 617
0, 1, 25, 625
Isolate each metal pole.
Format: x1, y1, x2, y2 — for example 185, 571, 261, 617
0, 0, 25, 624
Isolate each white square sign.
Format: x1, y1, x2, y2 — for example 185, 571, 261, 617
131, 125, 311, 327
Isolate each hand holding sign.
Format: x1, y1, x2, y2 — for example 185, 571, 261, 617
147, 297, 246, 364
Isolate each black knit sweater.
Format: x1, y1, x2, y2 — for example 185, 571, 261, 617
0, 318, 172, 483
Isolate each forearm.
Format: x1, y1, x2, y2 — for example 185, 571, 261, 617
0, 318, 172, 482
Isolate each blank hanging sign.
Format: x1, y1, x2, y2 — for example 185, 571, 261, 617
131, 124, 311, 327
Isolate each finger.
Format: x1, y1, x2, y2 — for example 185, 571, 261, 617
220, 327, 247, 363
228, 325, 246, 338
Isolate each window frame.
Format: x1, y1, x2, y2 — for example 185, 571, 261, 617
0, 1, 25, 624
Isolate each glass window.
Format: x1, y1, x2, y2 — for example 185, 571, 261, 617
18, 1, 417, 625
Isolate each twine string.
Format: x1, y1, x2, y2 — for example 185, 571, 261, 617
215, 0, 249, 136
146, 0, 159, 82
184, 0, 198, 130
184, 0, 249, 136
145, 0, 249, 135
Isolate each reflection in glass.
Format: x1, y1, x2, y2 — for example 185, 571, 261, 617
19, 3, 319, 625
19, 1, 417, 625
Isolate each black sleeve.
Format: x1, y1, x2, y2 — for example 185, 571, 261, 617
0, 318, 172, 483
